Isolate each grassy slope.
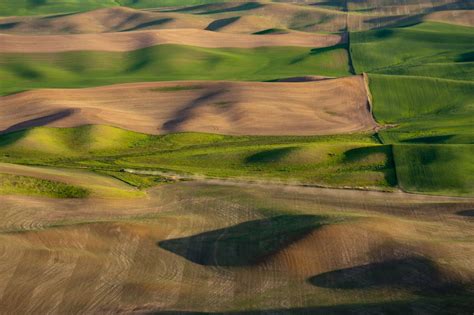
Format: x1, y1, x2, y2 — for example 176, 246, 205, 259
349, 22, 473, 196
351, 22, 474, 81
367, 75, 473, 196
393, 144, 474, 196
0, 0, 229, 16
0, 126, 396, 190
369, 74, 474, 144
0, 173, 88, 198
0, 44, 351, 95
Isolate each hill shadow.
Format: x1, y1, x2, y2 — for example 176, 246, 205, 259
205, 17, 240, 31
121, 18, 173, 32
0, 109, 75, 134
0, 22, 19, 30
308, 256, 463, 295
245, 147, 298, 164
401, 135, 454, 144
457, 210, 474, 217
172, 2, 263, 14
343, 145, 397, 186
158, 215, 328, 266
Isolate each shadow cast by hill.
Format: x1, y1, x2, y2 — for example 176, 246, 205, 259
158, 215, 328, 266
245, 147, 297, 164
308, 256, 465, 295
0, 109, 75, 134
457, 209, 474, 217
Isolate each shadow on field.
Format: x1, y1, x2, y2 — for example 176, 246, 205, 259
343, 145, 397, 186
245, 147, 298, 164
0, 109, 76, 134
205, 17, 240, 31
173, 2, 263, 14
308, 256, 464, 295
0, 22, 18, 30
158, 215, 327, 266
457, 210, 474, 217
401, 135, 454, 144
121, 18, 174, 32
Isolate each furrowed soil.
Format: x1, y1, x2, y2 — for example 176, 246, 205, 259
0, 76, 376, 136
0, 180, 472, 313
0, 28, 343, 53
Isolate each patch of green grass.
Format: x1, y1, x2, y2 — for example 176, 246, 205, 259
0, 173, 89, 198
0, 44, 351, 95
351, 22, 474, 81
393, 144, 473, 196
0, 0, 230, 16
0, 125, 150, 157
368, 74, 474, 144
0, 126, 395, 189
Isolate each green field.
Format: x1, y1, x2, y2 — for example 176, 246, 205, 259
0, 0, 230, 16
393, 144, 474, 196
0, 125, 396, 190
351, 22, 474, 81
0, 44, 351, 95
0, 173, 89, 198
368, 74, 474, 144
350, 21, 474, 197
3, 124, 473, 196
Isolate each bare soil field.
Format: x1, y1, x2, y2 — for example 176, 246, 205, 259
0, 28, 342, 53
425, 10, 474, 26
0, 76, 376, 136
0, 180, 472, 313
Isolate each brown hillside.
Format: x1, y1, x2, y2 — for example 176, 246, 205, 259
0, 76, 376, 136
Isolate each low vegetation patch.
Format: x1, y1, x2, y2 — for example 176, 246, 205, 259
0, 173, 89, 198
393, 144, 473, 196
0, 126, 395, 190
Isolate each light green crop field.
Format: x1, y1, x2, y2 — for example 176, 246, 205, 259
393, 144, 474, 196
368, 74, 474, 144
0, 173, 89, 198
0, 44, 351, 95
351, 22, 474, 81
0, 0, 230, 16
0, 125, 396, 190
